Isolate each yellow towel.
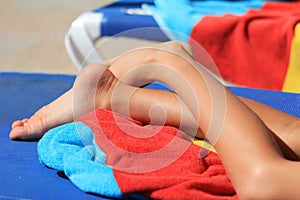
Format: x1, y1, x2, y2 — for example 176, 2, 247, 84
193, 139, 217, 153
283, 23, 300, 93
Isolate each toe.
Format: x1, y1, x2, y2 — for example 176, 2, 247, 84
11, 119, 28, 128
11, 120, 22, 128
9, 126, 27, 140
10, 125, 42, 140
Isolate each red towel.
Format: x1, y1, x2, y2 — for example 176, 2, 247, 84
190, 1, 300, 90
79, 108, 238, 199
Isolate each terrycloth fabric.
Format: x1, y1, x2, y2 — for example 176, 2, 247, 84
189, 1, 300, 91
38, 121, 123, 198
143, 0, 265, 42
38, 108, 237, 199
282, 23, 300, 93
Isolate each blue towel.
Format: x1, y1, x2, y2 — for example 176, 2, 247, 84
38, 122, 123, 198
143, 0, 265, 42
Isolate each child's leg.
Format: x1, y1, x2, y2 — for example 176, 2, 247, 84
104, 41, 300, 199
9, 42, 197, 140
11, 41, 300, 160
108, 41, 300, 159
240, 97, 300, 160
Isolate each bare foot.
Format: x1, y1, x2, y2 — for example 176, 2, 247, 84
10, 106, 53, 140
10, 66, 119, 140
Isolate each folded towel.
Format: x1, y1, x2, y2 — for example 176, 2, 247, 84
282, 23, 300, 93
190, 1, 300, 91
38, 108, 237, 199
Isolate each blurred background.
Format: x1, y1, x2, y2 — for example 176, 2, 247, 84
0, 0, 115, 74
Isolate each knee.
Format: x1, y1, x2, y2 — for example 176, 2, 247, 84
174, 41, 194, 56
78, 63, 107, 76
159, 41, 194, 56
74, 63, 108, 90
78, 63, 108, 80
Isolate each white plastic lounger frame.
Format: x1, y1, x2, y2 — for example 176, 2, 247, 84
65, 12, 103, 70
64, 1, 168, 71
